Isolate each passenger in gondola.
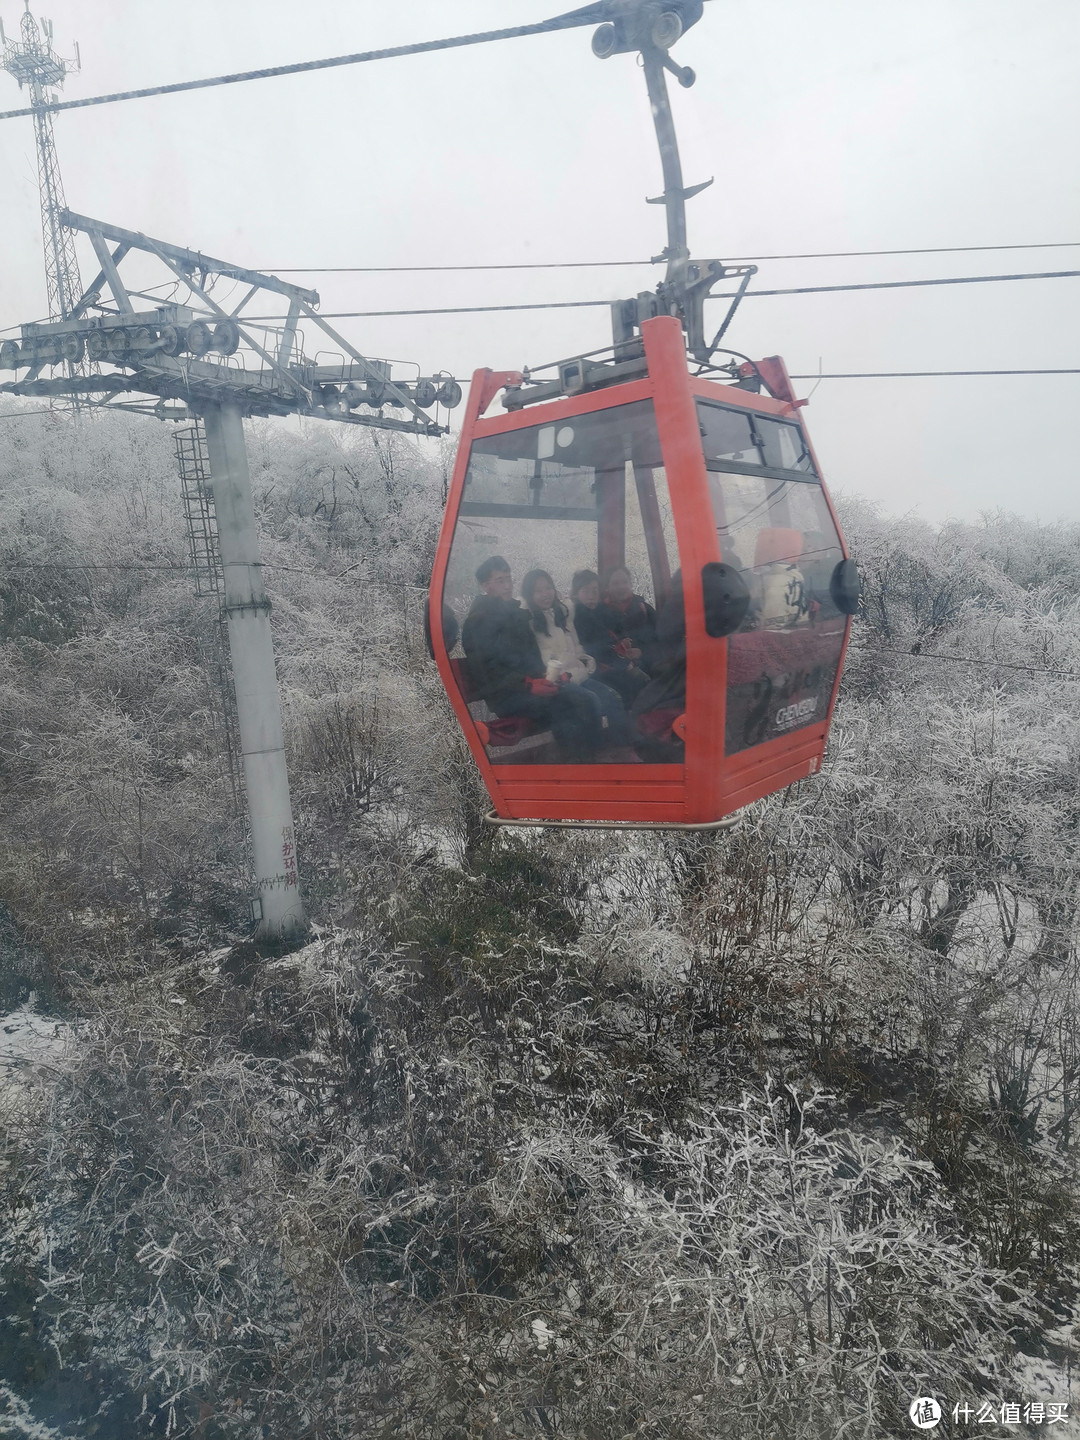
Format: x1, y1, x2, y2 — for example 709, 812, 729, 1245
799, 529, 838, 621
602, 565, 659, 673
754, 524, 812, 624
521, 569, 641, 761
423, 598, 460, 658
629, 570, 687, 747
461, 556, 607, 763
571, 568, 650, 705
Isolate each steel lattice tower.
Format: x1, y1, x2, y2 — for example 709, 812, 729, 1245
1, 3, 82, 319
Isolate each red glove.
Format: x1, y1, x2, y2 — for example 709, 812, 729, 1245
525, 676, 559, 697
613, 638, 634, 658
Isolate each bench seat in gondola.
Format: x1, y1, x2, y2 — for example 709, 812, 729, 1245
448, 658, 554, 761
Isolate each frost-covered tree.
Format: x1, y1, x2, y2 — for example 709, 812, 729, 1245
2, 407, 1078, 1436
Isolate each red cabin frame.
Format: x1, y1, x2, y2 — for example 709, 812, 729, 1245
429, 316, 853, 826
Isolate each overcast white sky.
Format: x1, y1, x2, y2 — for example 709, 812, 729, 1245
1, 0, 1078, 523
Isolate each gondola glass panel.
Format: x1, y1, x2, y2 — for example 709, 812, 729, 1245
697, 400, 846, 756
442, 400, 677, 765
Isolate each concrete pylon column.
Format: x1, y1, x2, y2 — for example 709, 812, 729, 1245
201, 402, 305, 941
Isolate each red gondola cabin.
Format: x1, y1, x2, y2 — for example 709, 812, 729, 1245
429, 316, 859, 827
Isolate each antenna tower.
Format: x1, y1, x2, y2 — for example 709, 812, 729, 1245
1, 3, 82, 320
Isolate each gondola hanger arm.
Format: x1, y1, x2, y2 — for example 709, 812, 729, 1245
477, 370, 525, 416
590, 2, 756, 365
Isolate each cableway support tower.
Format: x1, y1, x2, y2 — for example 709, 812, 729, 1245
0, 212, 461, 939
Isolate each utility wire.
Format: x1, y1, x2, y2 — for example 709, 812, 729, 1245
243, 267, 1080, 321
285, 299, 608, 319
862, 646, 1080, 680
0, 13, 608, 121
743, 269, 1080, 300
6, 561, 1080, 676
787, 370, 1080, 379
0, 373, 1075, 415
274, 260, 663, 274
9, 268, 1075, 333
265, 241, 1080, 274
0, 559, 413, 579
6, 563, 1080, 678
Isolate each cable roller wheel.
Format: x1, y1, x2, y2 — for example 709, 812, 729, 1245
436, 378, 463, 408
413, 379, 437, 408
128, 327, 153, 357
185, 320, 213, 357
343, 382, 365, 409
156, 325, 185, 357
591, 22, 617, 57
212, 319, 240, 356
651, 11, 684, 48
106, 329, 129, 361
59, 333, 84, 363
86, 330, 108, 362
0, 340, 21, 369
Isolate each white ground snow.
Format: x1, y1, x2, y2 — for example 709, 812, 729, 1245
0, 1002, 69, 1096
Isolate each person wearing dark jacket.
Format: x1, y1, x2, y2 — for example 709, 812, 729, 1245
571, 569, 650, 705
602, 566, 659, 673
630, 570, 687, 736
461, 556, 604, 762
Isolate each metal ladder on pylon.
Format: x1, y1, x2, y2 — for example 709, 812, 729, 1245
174, 421, 245, 821
176, 422, 222, 598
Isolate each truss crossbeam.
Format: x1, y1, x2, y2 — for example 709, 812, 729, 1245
1, 211, 458, 436
61, 209, 320, 307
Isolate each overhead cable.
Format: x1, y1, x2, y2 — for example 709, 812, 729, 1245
739, 269, 1080, 300
4, 564, 1079, 677
787, 370, 1080, 379
266, 241, 1080, 274
273, 260, 663, 274
9, 268, 1073, 333
246, 267, 1080, 321
262, 299, 610, 320
0, 12, 609, 121
865, 646, 1080, 679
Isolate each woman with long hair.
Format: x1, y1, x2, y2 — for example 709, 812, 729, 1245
521, 568, 641, 761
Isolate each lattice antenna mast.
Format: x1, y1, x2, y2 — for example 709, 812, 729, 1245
1, 3, 82, 319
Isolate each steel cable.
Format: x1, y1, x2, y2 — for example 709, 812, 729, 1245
0, 12, 610, 121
